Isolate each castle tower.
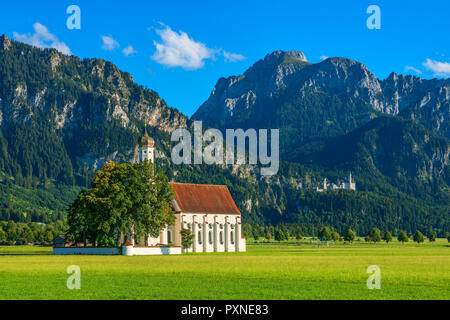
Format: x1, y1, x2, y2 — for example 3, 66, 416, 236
138, 127, 154, 163
349, 172, 356, 190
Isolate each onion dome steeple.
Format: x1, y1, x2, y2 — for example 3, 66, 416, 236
139, 126, 154, 147
138, 125, 155, 163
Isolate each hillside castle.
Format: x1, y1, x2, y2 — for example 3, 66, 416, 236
316, 173, 356, 192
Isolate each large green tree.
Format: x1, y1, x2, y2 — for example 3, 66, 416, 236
318, 226, 332, 241
384, 231, 393, 244
398, 231, 409, 243
368, 228, 381, 242
413, 231, 424, 244
275, 229, 285, 242
429, 231, 437, 242
66, 160, 175, 247
344, 228, 356, 243
331, 232, 340, 241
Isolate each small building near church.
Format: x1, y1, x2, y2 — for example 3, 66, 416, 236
53, 235, 66, 248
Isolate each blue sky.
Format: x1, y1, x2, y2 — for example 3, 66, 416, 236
1, 0, 449, 116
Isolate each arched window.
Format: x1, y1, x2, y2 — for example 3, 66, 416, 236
219, 231, 224, 244
230, 231, 234, 244
167, 230, 171, 243
209, 231, 213, 244
198, 231, 202, 244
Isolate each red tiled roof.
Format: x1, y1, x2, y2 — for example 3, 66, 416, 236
170, 182, 241, 215
123, 240, 133, 246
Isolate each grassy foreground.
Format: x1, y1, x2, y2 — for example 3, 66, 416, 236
0, 240, 448, 300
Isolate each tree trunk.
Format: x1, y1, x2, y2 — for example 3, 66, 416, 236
116, 232, 123, 247
83, 231, 86, 247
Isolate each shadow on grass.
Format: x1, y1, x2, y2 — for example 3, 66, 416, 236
0, 252, 52, 256
0, 246, 52, 256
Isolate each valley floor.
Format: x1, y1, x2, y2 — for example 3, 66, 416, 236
0, 240, 449, 300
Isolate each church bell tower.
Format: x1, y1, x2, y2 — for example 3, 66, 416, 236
139, 127, 154, 163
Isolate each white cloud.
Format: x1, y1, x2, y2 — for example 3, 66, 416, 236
320, 55, 329, 60
223, 51, 245, 62
404, 66, 422, 75
423, 58, 450, 77
122, 45, 137, 56
151, 24, 245, 69
152, 25, 214, 69
101, 35, 120, 51
13, 22, 71, 55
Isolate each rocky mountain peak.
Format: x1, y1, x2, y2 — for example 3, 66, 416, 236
263, 50, 307, 64
387, 72, 399, 82
245, 50, 308, 75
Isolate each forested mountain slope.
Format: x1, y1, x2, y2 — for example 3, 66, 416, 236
0, 37, 448, 236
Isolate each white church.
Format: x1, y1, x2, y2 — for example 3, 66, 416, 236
132, 130, 246, 253
54, 130, 246, 256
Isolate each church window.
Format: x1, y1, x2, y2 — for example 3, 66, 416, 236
198, 231, 202, 244
209, 231, 213, 244
230, 231, 234, 244
167, 230, 171, 243
219, 232, 223, 244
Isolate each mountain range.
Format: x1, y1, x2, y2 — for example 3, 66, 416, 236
194, 50, 450, 142
0, 36, 448, 236
194, 50, 449, 195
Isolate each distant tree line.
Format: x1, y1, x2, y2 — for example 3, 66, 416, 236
0, 206, 64, 224
0, 220, 65, 245
242, 223, 449, 244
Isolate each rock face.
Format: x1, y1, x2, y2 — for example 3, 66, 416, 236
0, 34, 12, 50
193, 51, 450, 141
301, 116, 450, 180
193, 51, 311, 123
382, 72, 450, 139
0, 36, 187, 183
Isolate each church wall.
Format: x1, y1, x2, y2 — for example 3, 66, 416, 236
136, 213, 245, 252
178, 213, 243, 252
147, 234, 160, 246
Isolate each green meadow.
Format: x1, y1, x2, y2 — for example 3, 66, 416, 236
0, 240, 448, 300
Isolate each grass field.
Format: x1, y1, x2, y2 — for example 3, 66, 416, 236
0, 240, 449, 300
